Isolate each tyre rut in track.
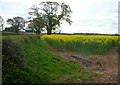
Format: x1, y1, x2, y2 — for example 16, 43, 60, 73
48, 46, 118, 83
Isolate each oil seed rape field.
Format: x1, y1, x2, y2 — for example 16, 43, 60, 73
42, 35, 119, 55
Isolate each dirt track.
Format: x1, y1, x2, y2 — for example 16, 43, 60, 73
48, 46, 118, 83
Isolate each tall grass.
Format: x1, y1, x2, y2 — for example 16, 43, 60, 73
42, 35, 119, 55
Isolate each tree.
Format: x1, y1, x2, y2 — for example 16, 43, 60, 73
0, 16, 4, 31
3, 27, 14, 32
29, 1, 72, 35
27, 17, 45, 34
7, 16, 25, 33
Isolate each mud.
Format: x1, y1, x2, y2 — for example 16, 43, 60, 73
48, 46, 118, 83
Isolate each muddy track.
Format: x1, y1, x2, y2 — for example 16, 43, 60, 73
48, 46, 118, 83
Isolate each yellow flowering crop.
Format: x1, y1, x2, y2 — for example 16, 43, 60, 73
41, 35, 119, 55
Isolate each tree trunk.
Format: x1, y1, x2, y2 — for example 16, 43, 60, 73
14, 26, 19, 33
36, 30, 41, 35
1, 24, 3, 31
47, 30, 52, 35
15, 29, 19, 33
47, 28, 52, 35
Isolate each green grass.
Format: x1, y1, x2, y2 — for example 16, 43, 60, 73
2, 35, 101, 83
63, 72, 102, 83
23, 37, 80, 83
67, 75, 92, 82
53, 70, 102, 83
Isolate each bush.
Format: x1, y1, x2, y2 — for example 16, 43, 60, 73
2, 35, 37, 83
2, 36, 25, 83
2, 37, 23, 66
25, 30, 33, 32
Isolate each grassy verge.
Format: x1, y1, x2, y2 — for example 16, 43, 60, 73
22, 36, 79, 83
2, 35, 100, 83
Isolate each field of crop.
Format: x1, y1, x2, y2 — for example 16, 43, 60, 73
41, 35, 119, 83
42, 35, 119, 55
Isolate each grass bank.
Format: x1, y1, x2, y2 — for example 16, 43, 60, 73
2, 35, 100, 83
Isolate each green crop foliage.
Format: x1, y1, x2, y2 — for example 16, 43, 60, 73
42, 35, 119, 55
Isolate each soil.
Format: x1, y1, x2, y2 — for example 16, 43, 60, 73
48, 46, 119, 83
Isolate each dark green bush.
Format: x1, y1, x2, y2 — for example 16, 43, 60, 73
2, 36, 25, 83
2, 38, 23, 66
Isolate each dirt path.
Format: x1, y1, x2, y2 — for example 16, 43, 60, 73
48, 46, 118, 83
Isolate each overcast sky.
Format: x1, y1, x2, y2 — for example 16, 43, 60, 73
0, 0, 119, 34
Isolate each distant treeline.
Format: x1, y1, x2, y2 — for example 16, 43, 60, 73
2, 32, 36, 36
1, 31, 120, 36
73, 33, 120, 36
52, 33, 120, 36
